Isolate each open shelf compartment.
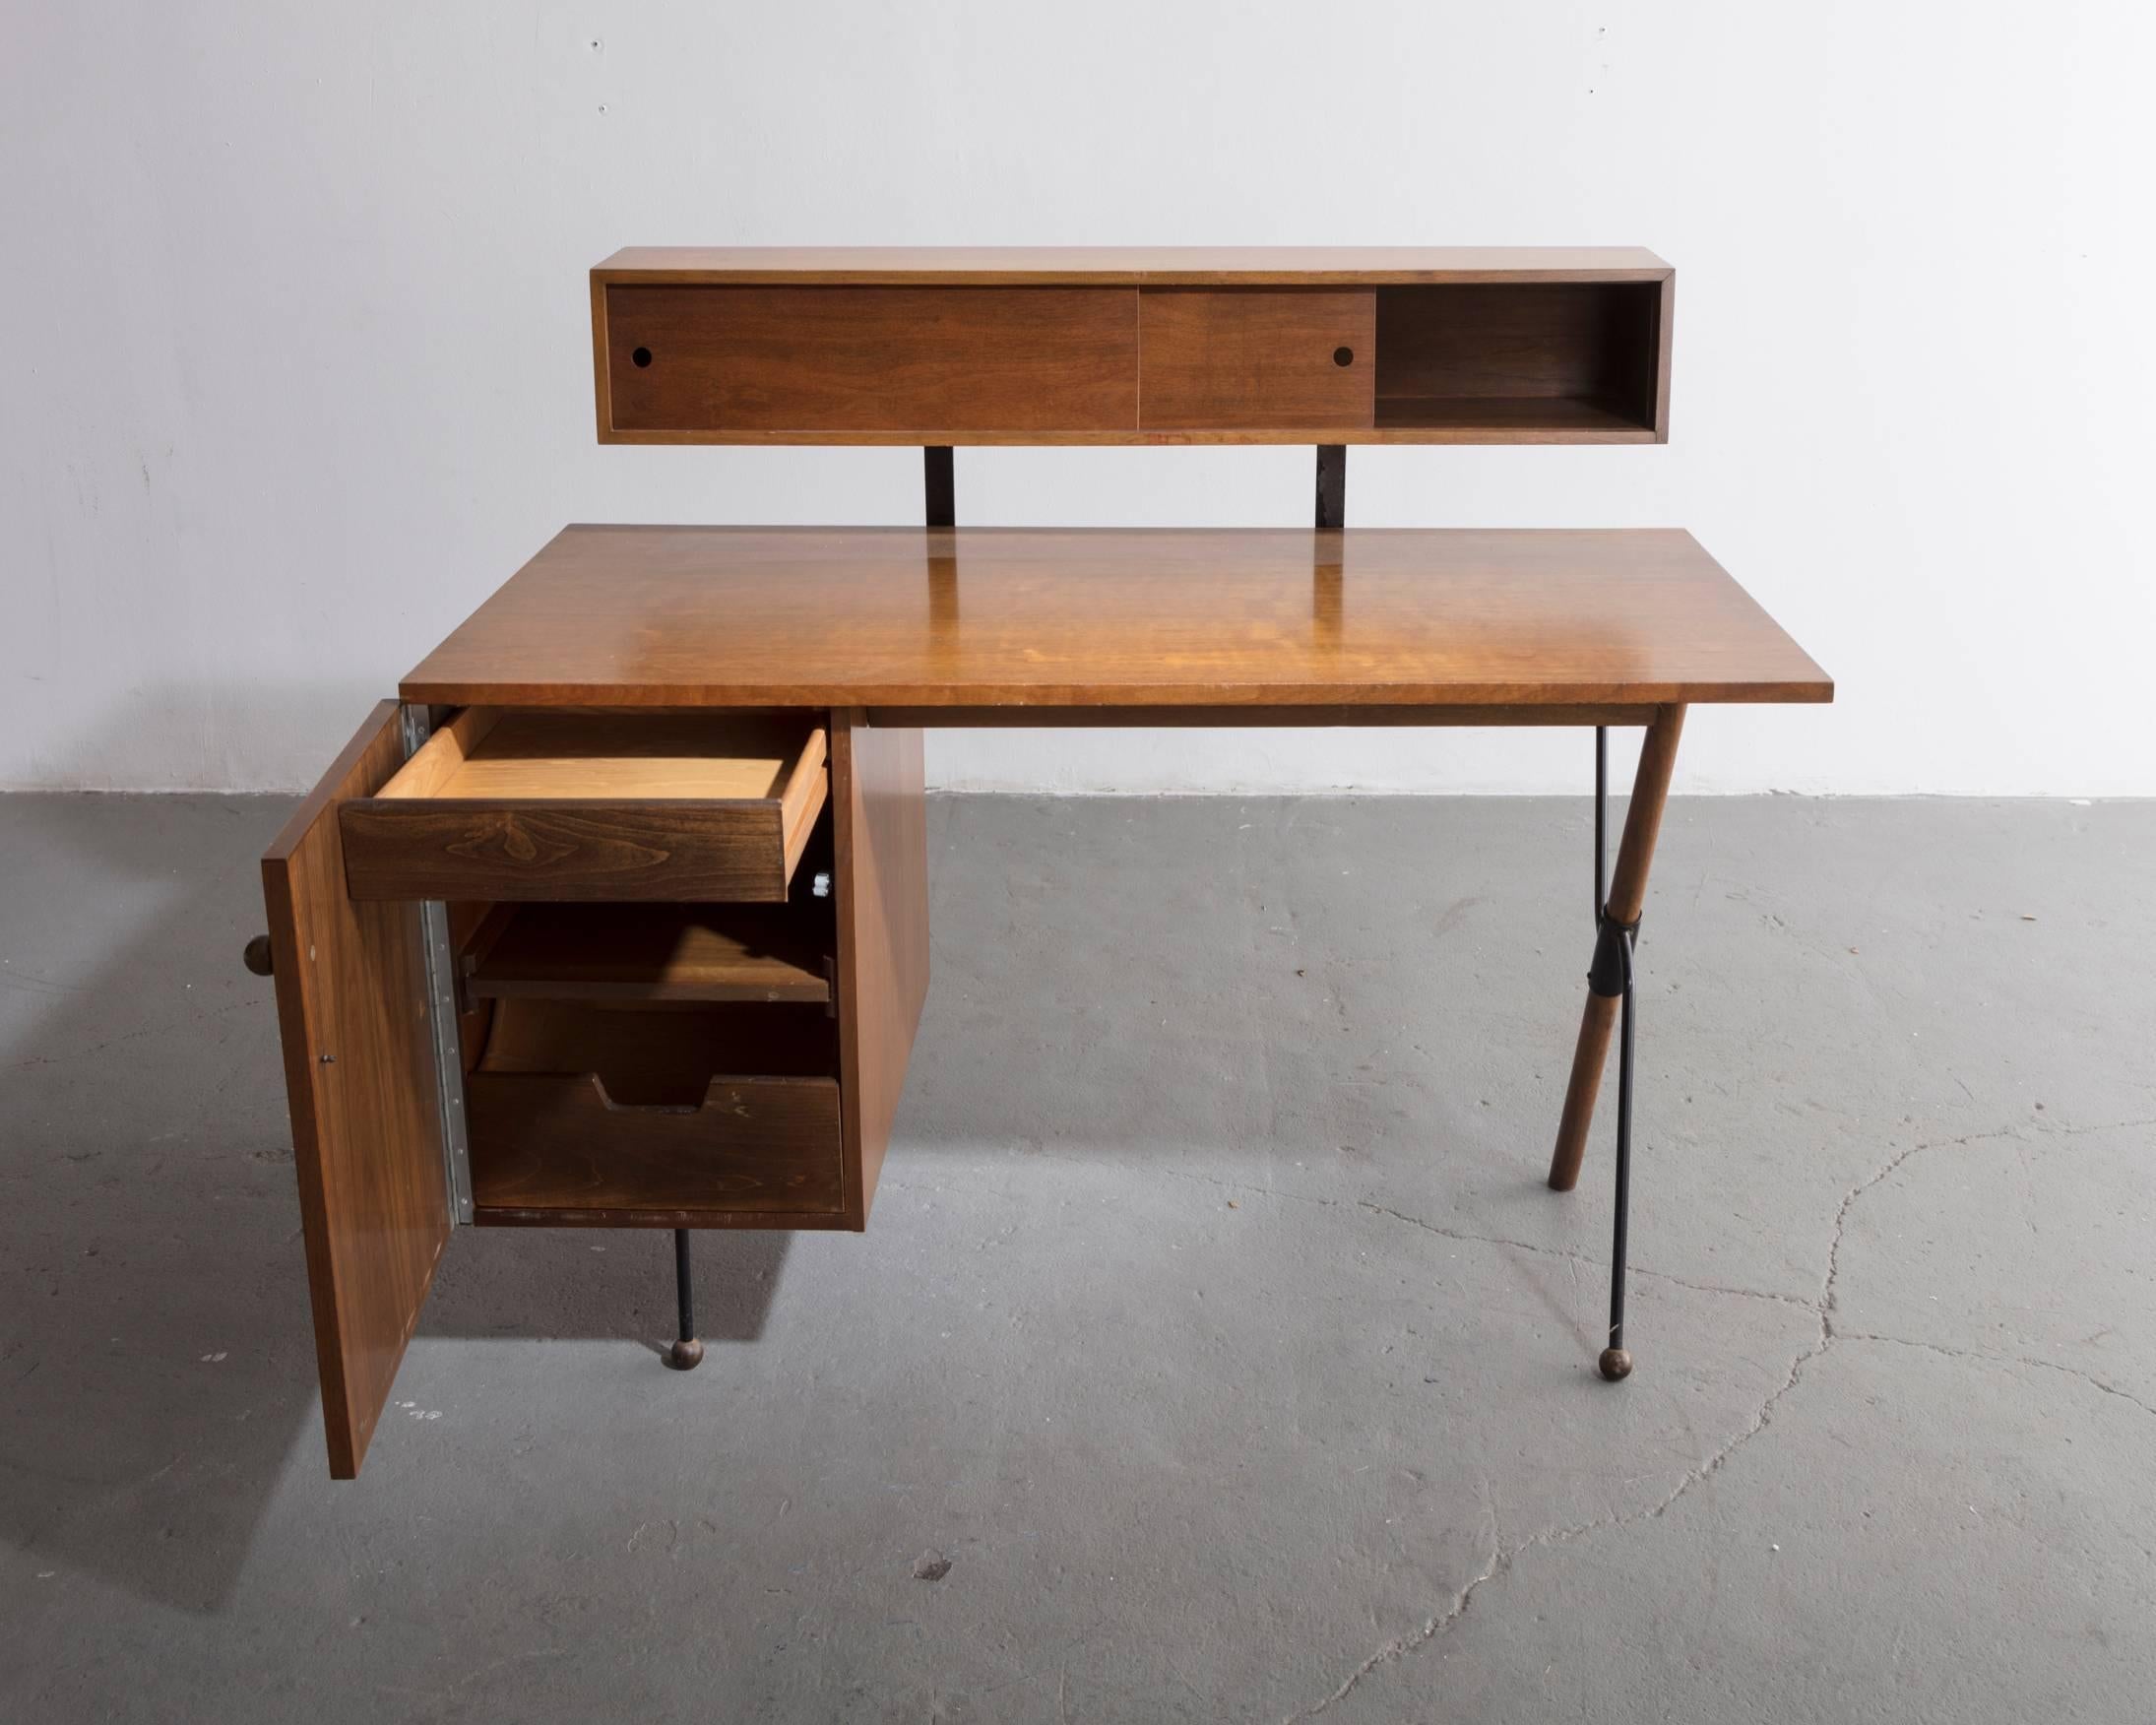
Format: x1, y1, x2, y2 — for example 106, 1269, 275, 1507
1372, 282, 1667, 440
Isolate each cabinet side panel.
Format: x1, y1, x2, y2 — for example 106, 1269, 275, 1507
591, 273, 615, 441
1653, 274, 1675, 440
833, 714, 929, 1224
262, 701, 449, 1479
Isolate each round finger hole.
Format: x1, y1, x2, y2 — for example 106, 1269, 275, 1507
632, 347, 653, 368
1333, 347, 1355, 367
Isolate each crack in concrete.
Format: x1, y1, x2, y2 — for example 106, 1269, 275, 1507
1835, 1331, 2156, 1421
1289, 1110, 2156, 1719
905, 1109, 2154, 1718
1140, 1164, 1816, 1310
1290, 1310, 1831, 1720
1296, 1533, 1505, 1717
1353, 1199, 1818, 1312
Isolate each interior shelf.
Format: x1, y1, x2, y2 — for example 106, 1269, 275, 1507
474, 997, 838, 1102
465, 903, 834, 1005
1371, 395, 1657, 437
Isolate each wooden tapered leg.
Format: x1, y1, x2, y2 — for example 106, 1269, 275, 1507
1547, 704, 1686, 1192
1552, 994, 1620, 1190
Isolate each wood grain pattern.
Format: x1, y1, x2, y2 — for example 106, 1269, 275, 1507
342, 715, 828, 902
602, 286, 1137, 435
594, 246, 1674, 285
260, 702, 447, 1480
833, 713, 930, 1227
467, 1073, 843, 1218
401, 527, 1833, 712
342, 803, 801, 902
467, 904, 834, 1004
1547, 704, 1688, 1193
1138, 290, 1373, 429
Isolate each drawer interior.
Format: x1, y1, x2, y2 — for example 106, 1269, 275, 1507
382, 709, 826, 809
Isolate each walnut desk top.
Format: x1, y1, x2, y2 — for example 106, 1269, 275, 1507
402, 525, 1830, 719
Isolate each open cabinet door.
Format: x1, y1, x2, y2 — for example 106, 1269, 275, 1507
262, 701, 451, 1478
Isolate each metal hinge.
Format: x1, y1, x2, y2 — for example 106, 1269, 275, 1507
402, 702, 474, 1225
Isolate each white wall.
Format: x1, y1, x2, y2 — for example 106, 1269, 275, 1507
5, 2, 2152, 796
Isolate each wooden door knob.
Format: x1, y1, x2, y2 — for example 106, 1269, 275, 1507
242, 934, 276, 977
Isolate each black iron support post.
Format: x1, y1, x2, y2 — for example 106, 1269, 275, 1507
925, 446, 955, 529
1315, 444, 1346, 531
1604, 929, 1636, 1380
666, 1229, 704, 1371
1594, 726, 1608, 921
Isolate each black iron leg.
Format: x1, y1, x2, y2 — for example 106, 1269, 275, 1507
1587, 724, 1638, 1382
1315, 444, 1345, 531
666, 1228, 704, 1371
924, 445, 955, 529
1594, 725, 1608, 918
1602, 928, 1636, 1380
1548, 710, 1684, 1372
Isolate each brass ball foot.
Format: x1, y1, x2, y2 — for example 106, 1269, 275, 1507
666, 1337, 704, 1372
1598, 1347, 1633, 1382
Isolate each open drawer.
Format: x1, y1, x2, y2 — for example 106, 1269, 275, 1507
340, 709, 827, 902
465, 999, 845, 1225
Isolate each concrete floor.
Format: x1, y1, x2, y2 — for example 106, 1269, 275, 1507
2, 791, 2152, 1722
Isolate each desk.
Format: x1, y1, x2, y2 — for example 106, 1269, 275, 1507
249, 250, 1831, 1478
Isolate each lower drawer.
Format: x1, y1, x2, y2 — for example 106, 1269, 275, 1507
464, 997, 844, 1224
468, 1071, 843, 1222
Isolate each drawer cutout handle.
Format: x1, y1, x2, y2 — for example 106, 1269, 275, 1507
1333, 347, 1355, 367
632, 347, 653, 368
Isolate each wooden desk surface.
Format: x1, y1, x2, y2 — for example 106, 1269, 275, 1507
401, 527, 1830, 715
594, 246, 1673, 286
